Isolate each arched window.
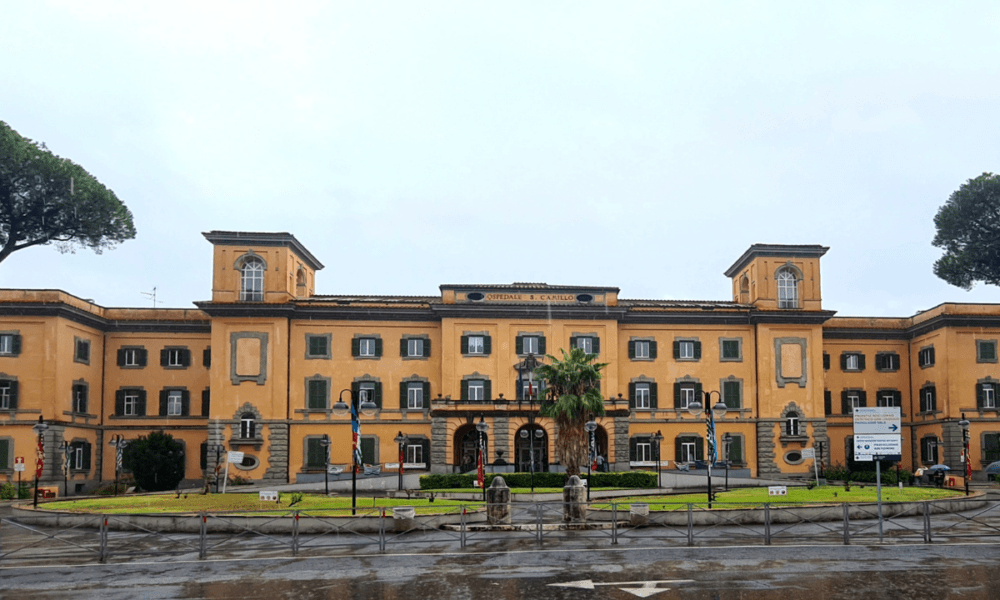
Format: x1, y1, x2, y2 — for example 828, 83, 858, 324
240, 257, 265, 302
786, 411, 800, 436
776, 268, 798, 309
240, 413, 256, 438
295, 268, 307, 297
739, 275, 750, 303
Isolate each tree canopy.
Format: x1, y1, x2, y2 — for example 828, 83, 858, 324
536, 347, 607, 477
932, 172, 1000, 290
0, 120, 136, 265
122, 431, 186, 492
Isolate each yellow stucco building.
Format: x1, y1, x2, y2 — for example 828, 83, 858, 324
1, 231, 998, 494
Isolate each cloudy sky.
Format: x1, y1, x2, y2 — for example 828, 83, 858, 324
2, 1, 999, 317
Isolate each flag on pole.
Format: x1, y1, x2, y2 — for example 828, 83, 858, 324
35, 435, 44, 479
351, 402, 363, 469
477, 434, 485, 489
399, 444, 405, 476
707, 412, 718, 465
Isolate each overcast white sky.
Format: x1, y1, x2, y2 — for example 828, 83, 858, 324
2, 1, 999, 317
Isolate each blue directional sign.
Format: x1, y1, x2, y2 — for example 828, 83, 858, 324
853, 407, 902, 435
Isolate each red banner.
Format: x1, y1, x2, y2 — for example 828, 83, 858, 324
477, 446, 485, 489
35, 435, 44, 479
399, 446, 405, 475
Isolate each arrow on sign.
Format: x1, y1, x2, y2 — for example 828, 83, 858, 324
549, 579, 693, 596
889, 424, 899, 432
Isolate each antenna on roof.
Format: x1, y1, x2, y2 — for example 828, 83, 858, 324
140, 287, 162, 308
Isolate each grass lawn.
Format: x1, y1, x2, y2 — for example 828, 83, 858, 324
41, 493, 481, 516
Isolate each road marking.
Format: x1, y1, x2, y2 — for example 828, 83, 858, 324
549, 579, 693, 596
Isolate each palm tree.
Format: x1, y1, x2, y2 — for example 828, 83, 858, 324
535, 347, 607, 477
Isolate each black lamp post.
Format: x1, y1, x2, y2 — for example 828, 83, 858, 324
585, 416, 598, 501
722, 432, 733, 491
108, 434, 127, 497
214, 444, 224, 493
960, 413, 971, 496
32, 416, 47, 508
477, 416, 489, 503
517, 353, 544, 492
394, 431, 408, 492
653, 430, 664, 490
332, 388, 377, 515
319, 434, 331, 496
689, 391, 728, 509
61, 441, 71, 498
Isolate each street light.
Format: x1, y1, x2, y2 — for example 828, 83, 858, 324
32, 416, 48, 508
960, 413, 971, 496
319, 434, 331, 496
722, 432, 733, 491
517, 353, 545, 493
519, 426, 545, 493
108, 434, 127, 497
653, 430, 664, 490
332, 388, 377, 515
394, 431, 409, 492
476, 416, 489, 503
688, 391, 728, 508
585, 416, 598, 501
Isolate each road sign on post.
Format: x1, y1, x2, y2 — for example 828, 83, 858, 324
853, 408, 902, 461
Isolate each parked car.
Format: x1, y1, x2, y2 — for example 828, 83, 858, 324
985, 461, 1000, 482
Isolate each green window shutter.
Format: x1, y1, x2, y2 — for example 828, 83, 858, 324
138, 349, 148, 366
841, 390, 850, 414
308, 380, 324, 409
627, 341, 635, 359
0, 439, 8, 469
977, 383, 985, 409
420, 439, 431, 467
592, 337, 600, 354
399, 382, 407, 408
674, 382, 682, 408
628, 382, 636, 408
374, 382, 382, 408
840, 354, 848, 370
460, 380, 469, 401
117, 348, 125, 366
11, 335, 21, 355
930, 347, 936, 364
823, 353, 830, 370
424, 338, 431, 357
859, 390, 867, 407
630, 437, 639, 461
649, 341, 658, 359
400, 338, 408, 357
116, 390, 125, 415
824, 390, 831, 415
693, 341, 701, 360
159, 389, 168, 416
360, 438, 376, 465
422, 382, 431, 402
674, 437, 682, 462
673, 341, 680, 359
723, 381, 741, 408
484, 380, 492, 401
160, 349, 169, 367
696, 437, 705, 460
138, 389, 147, 416
82, 442, 92, 470
483, 336, 492, 355
181, 390, 190, 416
516, 336, 524, 355
570, 336, 578, 350
351, 382, 360, 405
203, 347, 211, 367
728, 437, 743, 463
306, 438, 324, 468
202, 389, 210, 417
985, 434, 1000, 462
893, 390, 902, 407
538, 337, 546, 355
650, 382, 658, 409
374, 338, 383, 357
351, 338, 361, 357
460, 336, 469, 354
858, 354, 866, 371
9, 380, 18, 409
183, 349, 192, 367
695, 383, 703, 401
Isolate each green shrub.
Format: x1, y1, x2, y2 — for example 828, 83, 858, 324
419, 470, 658, 490
824, 463, 911, 486
0, 482, 14, 500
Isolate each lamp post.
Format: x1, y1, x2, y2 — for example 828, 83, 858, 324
319, 434, 331, 496
214, 444, 224, 493
653, 430, 664, 490
722, 432, 733, 491
332, 388, 377, 515
394, 431, 408, 492
61, 441, 71, 498
688, 391, 728, 509
476, 416, 489, 503
108, 434, 127, 497
960, 413, 971, 496
32, 416, 48, 508
517, 353, 544, 493
585, 417, 598, 501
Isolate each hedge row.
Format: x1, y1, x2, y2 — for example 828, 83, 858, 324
419, 471, 658, 490
825, 464, 912, 485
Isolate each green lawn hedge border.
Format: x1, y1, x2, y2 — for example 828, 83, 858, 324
419, 471, 657, 490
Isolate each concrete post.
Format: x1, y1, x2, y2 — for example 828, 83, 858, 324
486, 476, 511, 524
563, 475, 586, 522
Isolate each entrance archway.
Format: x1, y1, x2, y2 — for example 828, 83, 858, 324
514, 424, 548, 473
454, 424, 487, 473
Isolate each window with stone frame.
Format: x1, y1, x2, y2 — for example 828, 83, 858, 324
0, 332, 22, 356
462, 334, 491, 356
629, 381, 656, 409
720, 338, 742, 361
0, 379, 17, 410
919, 386, 937, 413
841, 352, 864, 372
976, 381, 998, 409
977, 340, 998, 363
841, 389, 866, 414
921, 436, 939, 464
305, 334, 331, 359
875, 352, 900, 371
918, 346, 935, 368
984, 433, 1000, 463
674, 381, 702, 409
673, 339, 701, 361
72, 382, 88, 414
628, 338, 656, 360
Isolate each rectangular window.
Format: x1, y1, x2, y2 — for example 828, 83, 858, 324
358, 382, 376, 405
634, 383, 650, 409
123, 348, 139, 366
68, 441, 90, 471
308, 379, 327, 409
123, 391, 140, 416
167, 390, 183, 416
407, 338, 424, 357
876, 352, 900, 371
679, 341, 694, 359
634, 341, 650, 359
306, 335, 329, 358
877, 391, 901, 408
0, 380, 14, 410
722, 380, 741, 409
721, 339, 741, 361
984, 433, 1000, 463
983, 384, 996, 409
359, 338, 376, 357
921, 437, 938, 464
468, 380, 485, 401
672, 339, 701, 361
469, 336, 485, 354
823, 352, 830, 370
162, 347, 190, 368
522, 336, 539, 355
847, 392, 861, 414
920, 386, 937, 412
679, 441, 696, 463
844, 354, 859, 371
306, 438, 327, 468
636, 442, 652, 462
75, 339, 90, 364
72, 384, 88, 414
241, 416, 256, 439
978, 340, 998, 363
406, 444, 423, 465
919, 346, 935, 368
576, 337, 593, 353
407, 383, 424, 409
0, 334, 18, 355
680, 387, 695, 409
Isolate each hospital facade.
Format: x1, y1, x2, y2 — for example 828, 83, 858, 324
2, 231, 999, 494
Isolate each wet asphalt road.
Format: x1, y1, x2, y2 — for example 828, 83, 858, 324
2, 542, 998, 599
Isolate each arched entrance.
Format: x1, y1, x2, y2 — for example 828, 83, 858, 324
454, 424, 488, 473
514, 424, 548, 473
590, 425, 609, 471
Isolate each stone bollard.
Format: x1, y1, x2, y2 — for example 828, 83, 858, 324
486, 476, 511, 525
563, 475, 587, 522
630, 502, 650, 527
393, 506, 415, 532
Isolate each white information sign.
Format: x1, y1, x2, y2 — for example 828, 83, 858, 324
13, 462, 25, 472
801, 448, 815, 459
853, 407, 902, 435
227, 451, 245, 464
854, 434, 902, 460
768, 486, 787, 496
259, 491, 278, 502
